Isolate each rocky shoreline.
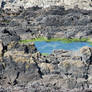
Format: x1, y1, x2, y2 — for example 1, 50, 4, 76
0, 6, 92, 92
0, 40, 92, 92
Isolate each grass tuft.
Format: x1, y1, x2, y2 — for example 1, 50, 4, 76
20, 37, 91, 44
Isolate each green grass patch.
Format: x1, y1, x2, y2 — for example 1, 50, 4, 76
20, 37, 91, 43
20, 37, 48, 43
41, 53, 49, 56
60, 38, 90, 43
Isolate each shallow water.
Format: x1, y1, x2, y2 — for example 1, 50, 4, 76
34, 41, 92, 54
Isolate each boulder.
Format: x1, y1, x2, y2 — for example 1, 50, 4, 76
58, 60, 85, 78
0, 29, 20, 46
80, 46, 92, 64
38, 63, 54, 74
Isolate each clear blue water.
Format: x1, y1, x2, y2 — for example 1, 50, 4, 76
34, 41, 92, 54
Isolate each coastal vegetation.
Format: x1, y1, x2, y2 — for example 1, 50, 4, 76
20, 37, 91, 43
41, 53, 49, 56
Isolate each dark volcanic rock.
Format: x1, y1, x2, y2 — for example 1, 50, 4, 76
1, 6, 92, 40
15, 6, 92, 39
0, 28, 20, 46
0, 6, 92, 92
0, 42, 42, 89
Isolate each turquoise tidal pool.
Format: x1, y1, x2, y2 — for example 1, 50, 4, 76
34, 41, 92, 54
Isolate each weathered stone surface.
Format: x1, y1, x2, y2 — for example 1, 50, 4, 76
0, 40, 3, 56
80, 46, 92, 64
0, 41, 92, 91
0, 40, 4, 62
0, 28, 20, 46
38, 63, 54, 74
0, 0, 92, 11
0, 4, 92, 92
0, 6, 92, 41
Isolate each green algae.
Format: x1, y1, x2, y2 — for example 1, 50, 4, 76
20, 37, 91, 43
41, 53, 49, 56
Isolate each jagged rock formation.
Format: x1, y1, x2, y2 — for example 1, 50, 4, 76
0, 41, 92, 91
0, 1, 92, 92
0, 0, 92, 11
0, 6, 92, 43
